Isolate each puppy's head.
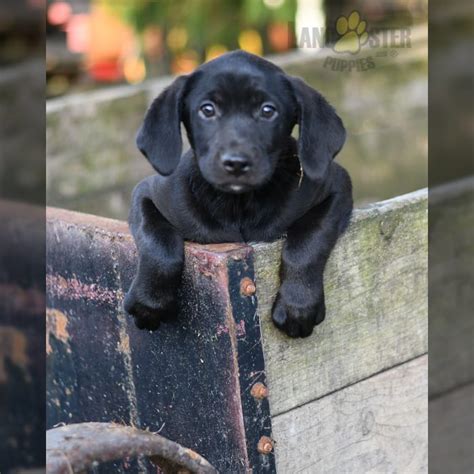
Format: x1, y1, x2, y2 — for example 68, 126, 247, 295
137, 51, 346, 192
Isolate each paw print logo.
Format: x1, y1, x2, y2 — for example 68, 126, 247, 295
334, 11, 369, 55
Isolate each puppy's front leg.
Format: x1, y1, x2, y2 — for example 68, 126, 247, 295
272, 181, 352, 338
124, 179, 184, 331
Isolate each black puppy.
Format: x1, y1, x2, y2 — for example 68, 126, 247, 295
124, 50, 352, 338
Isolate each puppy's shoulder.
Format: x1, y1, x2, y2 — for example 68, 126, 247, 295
328, 161, 352, 194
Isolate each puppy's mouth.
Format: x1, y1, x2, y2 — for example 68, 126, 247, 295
217, 183, 252, 194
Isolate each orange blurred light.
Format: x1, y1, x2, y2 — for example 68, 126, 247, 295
81, 5, 136, 83
66, 14, 90, 53
86, 5, 134, 64
123, 57, 146, 84
171, 51, 198, 74
205, 44, 228, 62
47, 2, 72, 26
238, 30, 263, 56
268, 22, 293, 52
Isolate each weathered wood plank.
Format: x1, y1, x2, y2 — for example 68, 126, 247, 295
429, 383, 474, 474
253, 188, 428, 416
46, 87, 153, 218
272, 355, 428, 473
429, 177, 474, 398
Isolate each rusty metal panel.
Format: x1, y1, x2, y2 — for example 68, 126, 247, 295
0, 202, 46, 471
46, 208, 275, 473
121, 244, 252, 471
46, 220, 137, 428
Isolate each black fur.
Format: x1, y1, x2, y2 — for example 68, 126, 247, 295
125, 51, 353, 338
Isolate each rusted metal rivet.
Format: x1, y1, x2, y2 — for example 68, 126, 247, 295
240, 277, 256, 296
257, 436, 273, 455
251, 382, 268, 400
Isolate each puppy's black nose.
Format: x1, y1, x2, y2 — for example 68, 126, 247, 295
221, 154, 251, 176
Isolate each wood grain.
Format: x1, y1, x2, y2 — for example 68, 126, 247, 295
429, 382, 474, 474
429, 177, 474, 398
253, 188, 428, 416
272, 356, 428, 473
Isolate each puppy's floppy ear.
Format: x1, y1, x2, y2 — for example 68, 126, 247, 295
136, 75, 188, 176
288, 76, 346, 182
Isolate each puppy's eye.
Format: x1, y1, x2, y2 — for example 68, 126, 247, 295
260, 103, 277, 120
200, 103, 216, 118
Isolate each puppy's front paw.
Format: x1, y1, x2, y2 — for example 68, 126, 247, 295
271, 294, 325, 338
124, 288, 177, 331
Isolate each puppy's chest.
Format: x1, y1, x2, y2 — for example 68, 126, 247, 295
183, 205, 283, 244
176, 181, 294, 243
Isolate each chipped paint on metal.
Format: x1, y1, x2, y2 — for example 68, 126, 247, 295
0, 326, 30, 383
216, 320, 246, 338
46, 273, 123, 305
46, 308, 70, 354
115, 309, 141, 433
110, 242, 141, 432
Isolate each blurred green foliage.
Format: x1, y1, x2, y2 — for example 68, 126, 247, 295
98, 0, 296, 56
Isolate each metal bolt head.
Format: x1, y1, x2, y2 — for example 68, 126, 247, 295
240, 277, 256, 296
257, 436, 273, 454
251, 382, 268, 400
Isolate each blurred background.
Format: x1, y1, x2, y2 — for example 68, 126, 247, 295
46, 0, 429, 221
46, 0, 427, 97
